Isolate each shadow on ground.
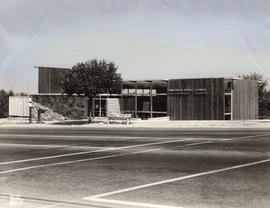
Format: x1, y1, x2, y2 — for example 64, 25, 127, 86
52, 120, 89, 125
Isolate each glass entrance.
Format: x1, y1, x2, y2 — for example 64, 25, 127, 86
224, 94, 232, 120
224, 79, 233, 120
93, 98, 107, 117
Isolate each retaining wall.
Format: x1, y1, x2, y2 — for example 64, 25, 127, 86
31, 94, 88, 120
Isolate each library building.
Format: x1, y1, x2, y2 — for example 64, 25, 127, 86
9, 67, 259, 121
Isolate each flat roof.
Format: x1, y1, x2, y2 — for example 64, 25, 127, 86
169, 77, 243, 80
34, 66, 70, 70
34, 66, 244, 81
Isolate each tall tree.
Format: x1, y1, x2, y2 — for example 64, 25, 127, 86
61, 59, 122, 116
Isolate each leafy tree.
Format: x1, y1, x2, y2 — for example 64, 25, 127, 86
241, 72, 270, 118
0, 89, 14, 118
61, 59, 122, 117
15, 92, 28, 96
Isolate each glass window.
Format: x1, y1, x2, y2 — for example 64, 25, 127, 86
122, 89, 128, 94
225, 94, 231, 114
143, 89, 150, 95
224, 80, 233, 93
152, 89, 157, 95
129, 89, 135, 94
137, 89, 143, 95
225, 114, 231, 120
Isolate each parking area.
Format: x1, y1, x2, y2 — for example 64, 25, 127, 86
0, 127, 269, 208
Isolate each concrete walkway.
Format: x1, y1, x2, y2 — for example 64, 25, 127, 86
1, 117, 270, 129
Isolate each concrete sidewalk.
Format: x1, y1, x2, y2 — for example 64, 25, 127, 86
1, 117, 270, 130
131, 118, 270, 129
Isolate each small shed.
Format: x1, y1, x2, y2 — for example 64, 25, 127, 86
9, 96, 31, 117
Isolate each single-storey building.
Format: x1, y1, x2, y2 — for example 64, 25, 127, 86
9, 66, 259, 121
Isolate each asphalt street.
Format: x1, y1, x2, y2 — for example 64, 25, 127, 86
0, 127, 269, 208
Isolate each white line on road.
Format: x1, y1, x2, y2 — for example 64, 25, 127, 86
0, 138, 217, 175
0, 148, 161, 175
183, 141, 213, 146
1, 132, 269, 140
1, 133, 269, 174
0, 143, 109, 150
221, 133, 270, 141
0, 138, 193, 166
0, 148, 109, 166
84, 158, 270, 199
89, 198, 184, 208
37, 204, 88, 208
0, 134, 160, 140
1, 133, 269, 167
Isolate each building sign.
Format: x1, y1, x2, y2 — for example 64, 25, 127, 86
168, 88, 207, 95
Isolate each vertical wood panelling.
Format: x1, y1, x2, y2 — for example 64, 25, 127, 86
38, 67, 70, 93
168, 78, 224, 120
232, 80, 258, 120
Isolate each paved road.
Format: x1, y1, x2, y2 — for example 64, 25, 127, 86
0, 127, 269, 208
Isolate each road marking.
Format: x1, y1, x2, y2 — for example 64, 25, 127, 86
221, 133, 270, 141
205, 133, 270, 142
0, 148, 161, 175
1, 132, 269, 140
1, 133, 269, 174
0, 134, 175, 140
84, 158, 270, 199
1, 133, 268, 166
0, 138, 216, 175
89, 198, 184, 208
0, 143, 66, 148
37, 202, 92, 208
183, 141, 212, 146
26, 140, 217, 208
0, 143, 107, 149
0, 138, 193, 166
0, 134, 141, 139
0, 148, 109, 166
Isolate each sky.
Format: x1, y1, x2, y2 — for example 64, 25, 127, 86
0, 0, 270, 93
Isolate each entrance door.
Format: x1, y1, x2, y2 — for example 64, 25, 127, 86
224, 94, 232, 120
93, 98, 107, 117
224, 79, 233, 120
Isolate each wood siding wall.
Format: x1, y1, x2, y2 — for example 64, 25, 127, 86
168, 78, 225, 120
38, 67, 70, 93
232, 80, 258, 120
